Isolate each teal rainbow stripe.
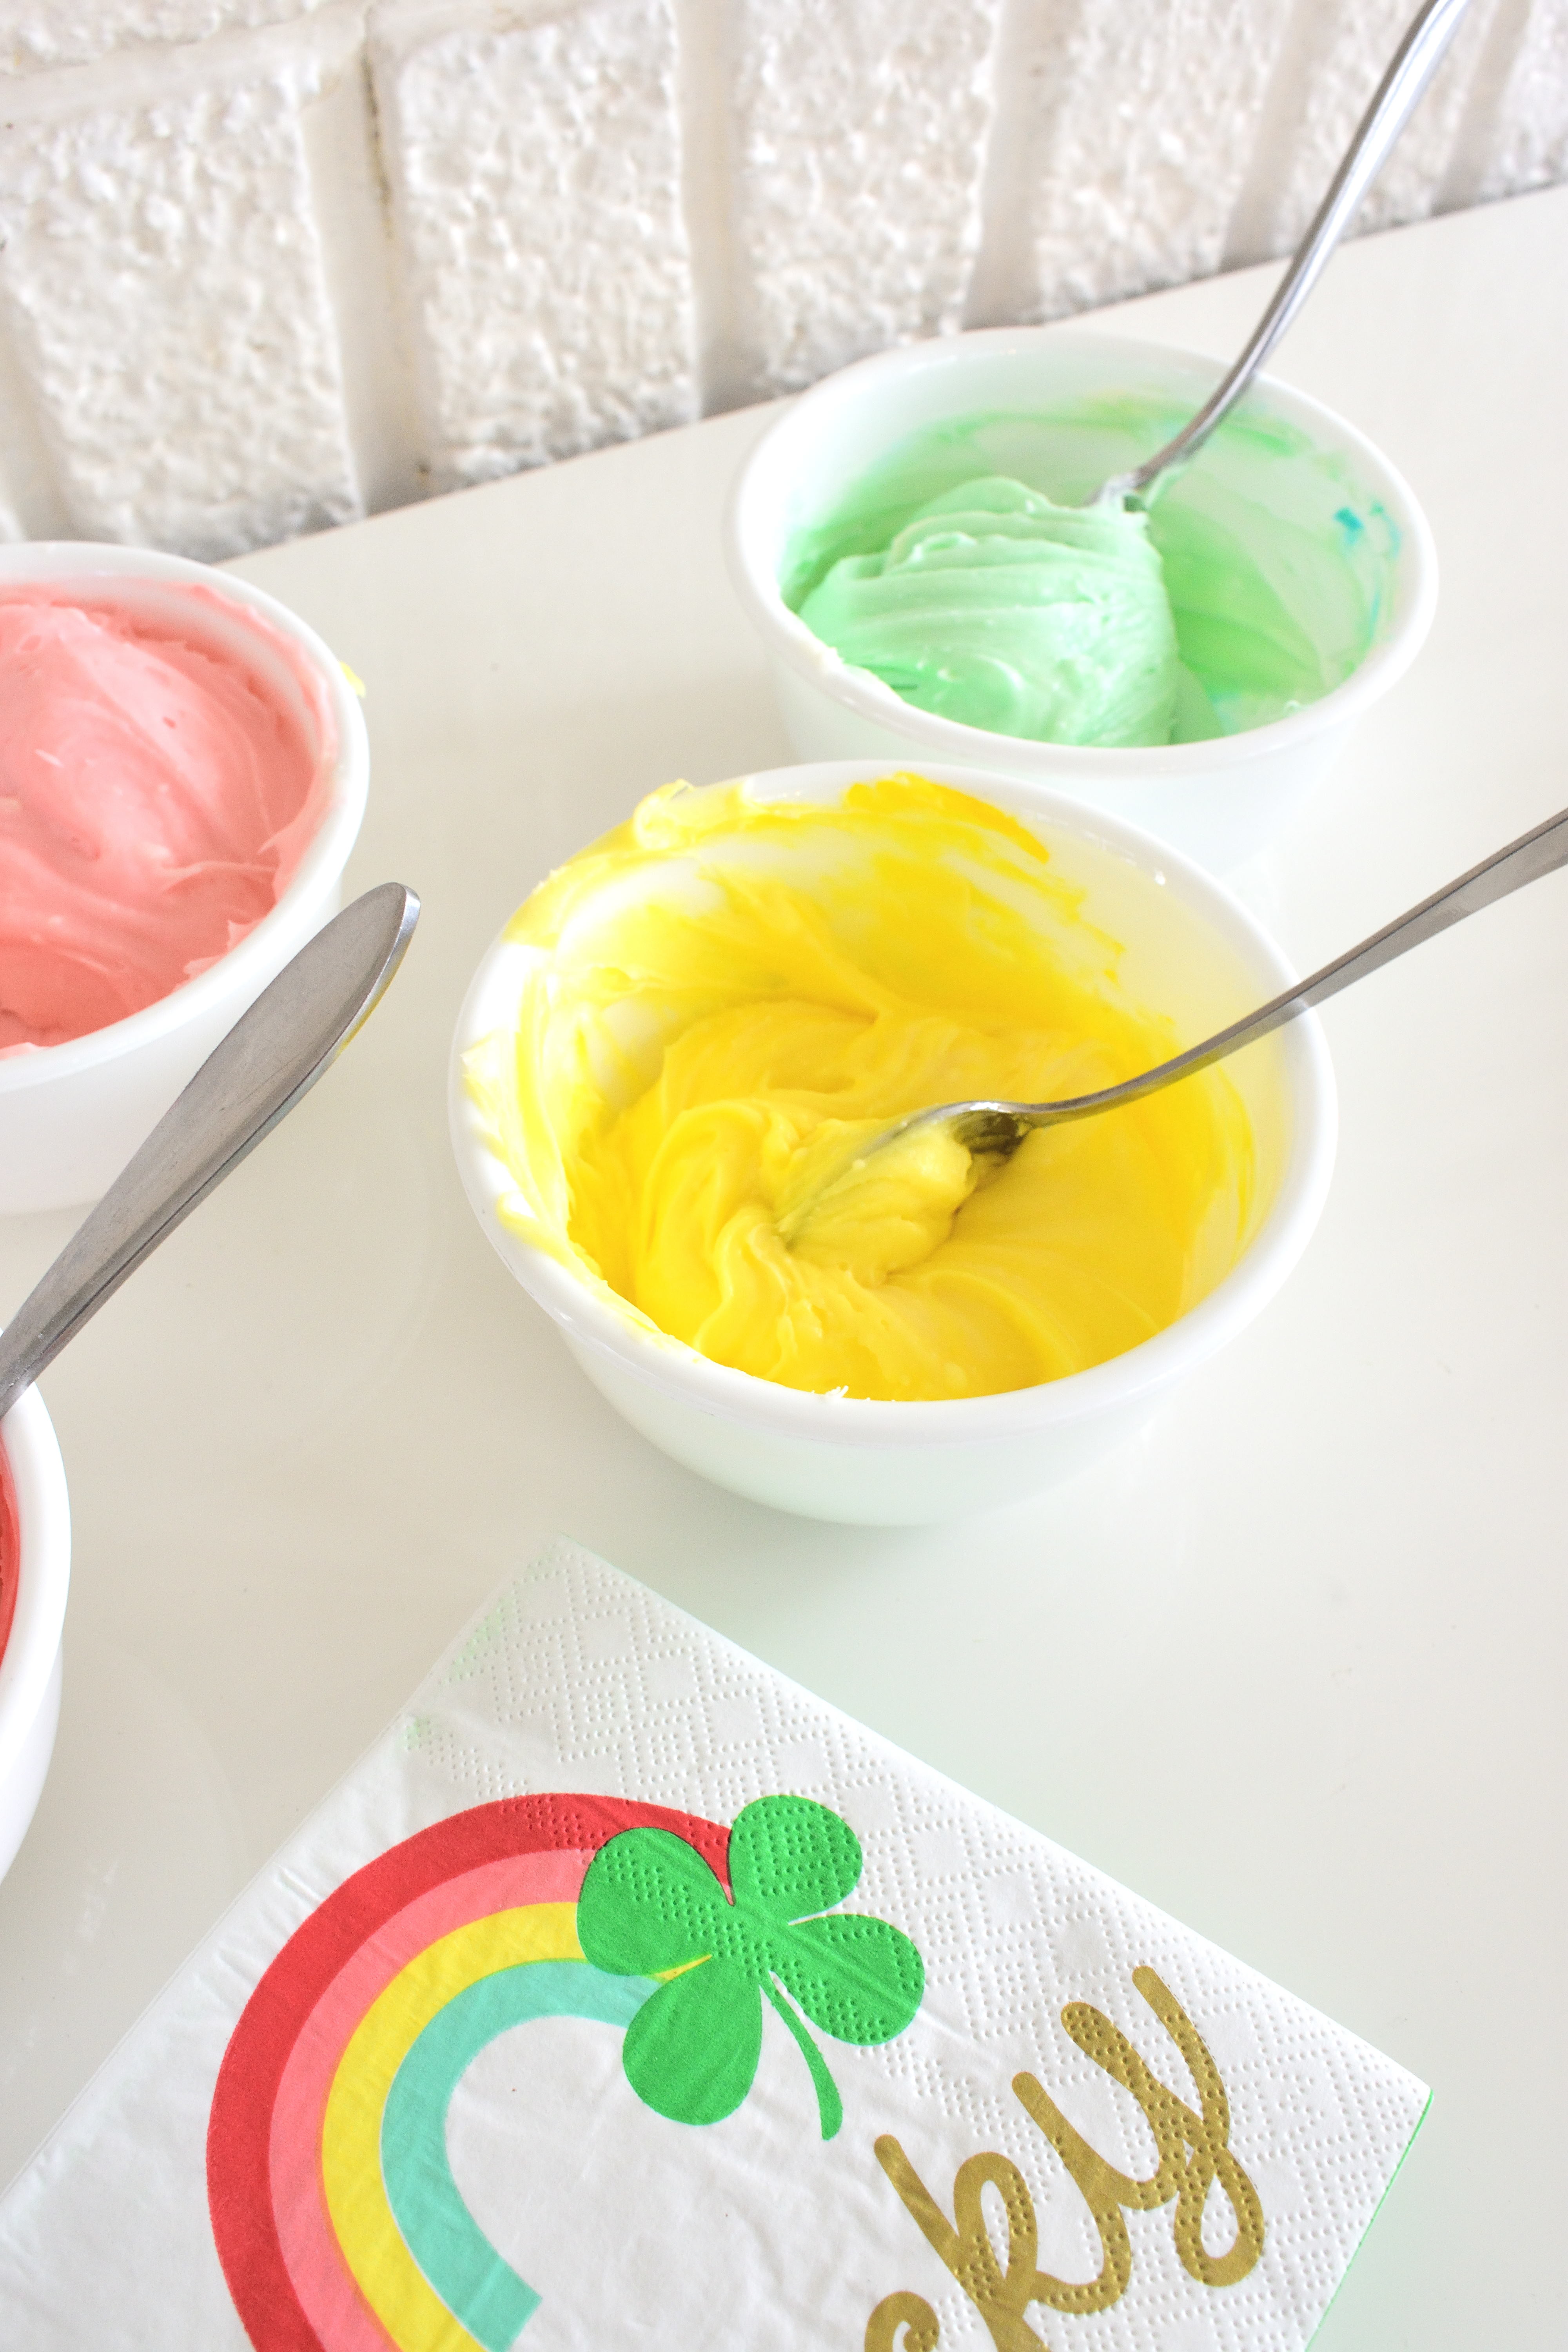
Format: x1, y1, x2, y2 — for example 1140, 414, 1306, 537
381, 1962, 654, 2350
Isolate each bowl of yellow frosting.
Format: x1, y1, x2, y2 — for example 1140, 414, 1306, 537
451, 761, 1335, 1524
727, 330, 1436, 871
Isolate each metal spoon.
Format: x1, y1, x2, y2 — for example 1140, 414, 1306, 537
779, 806, 1568, 1245
1090, 0, 1472, 512
0, 882, 419, 1421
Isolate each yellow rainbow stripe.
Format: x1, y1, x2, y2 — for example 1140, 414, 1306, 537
321, 1903, 581, 2352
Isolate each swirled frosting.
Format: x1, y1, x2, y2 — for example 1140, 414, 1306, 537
0, 588, 330, 1053
464, 775, 1256, 1403
784, 399, 1397, 749
796, 476, 1181, 747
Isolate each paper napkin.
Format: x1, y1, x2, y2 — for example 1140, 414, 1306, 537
0, 1541, 1426, 2350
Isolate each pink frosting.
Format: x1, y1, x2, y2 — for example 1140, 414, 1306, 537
0, 586, 333, 1053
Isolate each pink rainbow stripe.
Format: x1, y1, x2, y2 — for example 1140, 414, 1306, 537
270, 1848, 592, 2351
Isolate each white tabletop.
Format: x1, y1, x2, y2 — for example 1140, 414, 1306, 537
2, 186, 1565, 2350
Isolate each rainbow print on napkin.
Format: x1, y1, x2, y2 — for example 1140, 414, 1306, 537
0, 1542, 1427, 2350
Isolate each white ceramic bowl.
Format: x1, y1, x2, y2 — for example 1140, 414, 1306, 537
0, 543, 370, 1213
0, 1386, 70, 1885
726, 330, 1437, 871
450, 760, 1336, 1525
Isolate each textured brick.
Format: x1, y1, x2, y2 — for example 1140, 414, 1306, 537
727, 0, 1005, 397
1000, 0, 1296, 323
0, 0, 1564, 561
1468, 0, 1568, 200
372, 0, 697, 491
0, 35, 361, 555
0, 1, 331, 76
1227, 0, 1502, 264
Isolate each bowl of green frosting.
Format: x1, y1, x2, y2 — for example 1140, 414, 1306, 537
726, 329, 1437, 868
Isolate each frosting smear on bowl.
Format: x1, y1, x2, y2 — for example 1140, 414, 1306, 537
0, 589, 328, 1052
465, 775, 1256, 1403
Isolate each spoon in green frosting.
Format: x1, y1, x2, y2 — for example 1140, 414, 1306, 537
779, 804, 1568, 1247
792, 0, 1474, 756
1089, 0, 1471, 514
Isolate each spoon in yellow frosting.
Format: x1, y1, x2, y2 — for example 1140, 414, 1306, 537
1086, 0, 1471, 514
779, 803, 1568, 1247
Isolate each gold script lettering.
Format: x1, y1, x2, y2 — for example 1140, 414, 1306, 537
872, 2142, 1058, 2349
869, 1966, 1265, 2345
864, 2289, 942, 2350
1015, 1965, 1265, 2290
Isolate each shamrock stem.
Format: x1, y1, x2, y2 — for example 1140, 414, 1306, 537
762, 1976, 844, 2140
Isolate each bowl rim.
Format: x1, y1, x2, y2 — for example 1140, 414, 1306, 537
0, 540, 369, 1093
724, 325, 1439, 780
450, 757, 1338, 1446
0, 1385, 70, 1788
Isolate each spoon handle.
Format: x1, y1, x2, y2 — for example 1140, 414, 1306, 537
0, 882, 419, 1423
1067, 803, 1568, 1119
1120, 0, 1473, 503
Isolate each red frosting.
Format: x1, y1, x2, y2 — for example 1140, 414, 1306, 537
0, 1439, 18, 1677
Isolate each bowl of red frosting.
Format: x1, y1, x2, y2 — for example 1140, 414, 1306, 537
0, 1385, 69, 1885
0, 543, 369, 1211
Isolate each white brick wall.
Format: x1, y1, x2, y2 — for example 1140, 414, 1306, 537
0, 1, 331, 76
373, 0, 696, 488
976, 0, 1298, 325
1463, 0, 1568, 201
726, 0, 1004, 397
0, 0, 1562, 557
1222, 0, 1501, 266
0, 18, 363, 554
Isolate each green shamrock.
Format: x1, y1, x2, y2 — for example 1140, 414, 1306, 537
576, 1795, 924, 2140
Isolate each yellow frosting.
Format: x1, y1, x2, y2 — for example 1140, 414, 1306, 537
464, 775, 1256, 1403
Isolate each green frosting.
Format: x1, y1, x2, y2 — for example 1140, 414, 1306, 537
784, 398, 1399, 750
795, 475, 1180, 748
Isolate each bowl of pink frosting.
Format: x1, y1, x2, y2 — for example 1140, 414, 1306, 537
0, 1388, 69, 1886
0, 543, 369, 1211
